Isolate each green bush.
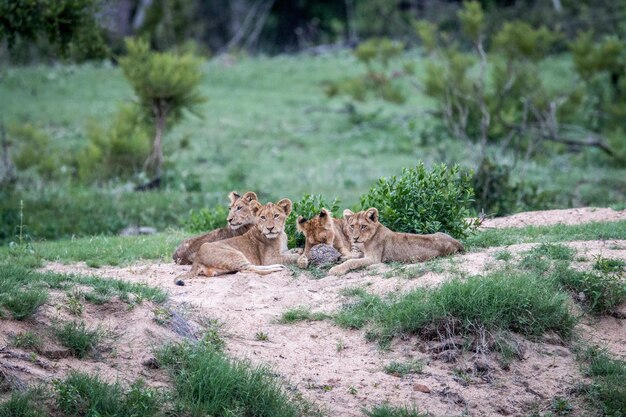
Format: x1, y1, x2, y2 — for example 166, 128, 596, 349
581, 347, 626, 417
75, 104, 151, 182
286, 194, 340, 249
55, 373, 162, 417
183, 205, 228, 233
6, 123, 60, 180
360, 163, 477, 238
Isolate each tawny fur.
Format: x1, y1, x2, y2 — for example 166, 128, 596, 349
172, 191, 259, 265
328, 208, 464, 276
296, 208, 360, 268
174, 198, 300, 285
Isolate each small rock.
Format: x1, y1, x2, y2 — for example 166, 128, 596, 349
119, 226, 157, 236
142, 357, 160, 369
309, 244, 341, 267
413, 383, 431, 393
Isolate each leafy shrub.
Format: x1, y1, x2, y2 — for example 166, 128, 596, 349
55, 373, 161, 417
360, 163, 477, 239
471, 157, 551, 216
119, 37, 206, 179
364, 404, 427, 417
11, 331, 43, 351
323, 37, 408, 105
286, 194, 340, 249
75, 104, 151, 182
6, 123, 60, 180
279, 307, 329, 324
183, 205, 228, 233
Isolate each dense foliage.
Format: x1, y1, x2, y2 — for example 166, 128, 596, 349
361, 163, 477, 239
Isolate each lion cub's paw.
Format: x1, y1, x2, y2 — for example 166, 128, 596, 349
328, 265, 344, 276
297, 255, 309, 269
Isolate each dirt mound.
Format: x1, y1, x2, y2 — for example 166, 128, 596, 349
480, 207, 626, 229
40, 237, 626, 416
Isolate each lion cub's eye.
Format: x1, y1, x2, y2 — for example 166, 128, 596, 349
236, 206, 242, 211
360, 225, 366, 230
260, 216, 266, 220
349, 225, 354, 230
273, 214, 279, 219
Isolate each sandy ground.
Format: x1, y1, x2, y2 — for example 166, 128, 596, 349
3, 207, 625, 416
480, 207, 626, 229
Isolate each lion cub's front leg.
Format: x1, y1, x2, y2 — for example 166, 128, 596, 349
328, 256, 375, 276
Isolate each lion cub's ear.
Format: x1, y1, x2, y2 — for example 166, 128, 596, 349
228, 191, 241, 205
277, 198, 292, 216
319, 208, 332, 225
296, 216, 307, 233
343, 209, 354, 220
250, 200, 263, 215
242, 191, 258, 203
365, 207, 379, 223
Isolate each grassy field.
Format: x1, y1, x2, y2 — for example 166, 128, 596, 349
1, 51, 625, 244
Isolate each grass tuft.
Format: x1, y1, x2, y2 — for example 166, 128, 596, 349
279, 307, 329, 324
0, 390, 45, 417
11, 331, 43, 351
580, 347, 626, 416
55, 320, 102, 358
593, 255, 625, 274
0, 288, 48, 320
383, 359, 424, 377
155, 340, 313, 416
55, 372, 162, 417
364, 404, 428, 417
337, 271, 576, 344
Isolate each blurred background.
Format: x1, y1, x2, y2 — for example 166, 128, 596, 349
0, 0, 624, 244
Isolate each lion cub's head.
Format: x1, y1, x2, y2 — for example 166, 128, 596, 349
296, 208, 335, 246
250, 198, 292, 239
343, 208, 380, 244
227, 191, 258, 230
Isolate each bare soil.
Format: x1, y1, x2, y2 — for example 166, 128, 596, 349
2, 207, 625, 416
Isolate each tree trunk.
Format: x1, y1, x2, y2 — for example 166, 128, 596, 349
144, 101, 167, 183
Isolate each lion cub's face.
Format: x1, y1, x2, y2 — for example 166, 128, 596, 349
344, 208, 380, 244
250, 199, 292, 239
226, 191, 258, 230
297, 208, 334, 246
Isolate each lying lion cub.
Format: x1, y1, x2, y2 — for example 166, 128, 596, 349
328, 208, 464, 276
174, 198, 300, 285
173, 191, 284, 265
296, 208, 360, 268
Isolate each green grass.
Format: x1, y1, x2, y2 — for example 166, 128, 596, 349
0, 390, 46, 417
531, 243, 576, 261
593, 255, 625, 273
55, 372, 162, 417
54, 320, 102, 358
10, 331, 43, 351
278, 307, 329, 324
155, 340, 316, 417
550, 263, 625, 314
1, 232, 184, 266
0, 288, 48, 320
580, 347, 626, 417
383, 359, 424, 377
494, 250, 512, 261
0, 264, 166, 305
465, 221, 626, 249
336, 271, 577, 345
0, 53, 624, 244
363, 404, 428, 417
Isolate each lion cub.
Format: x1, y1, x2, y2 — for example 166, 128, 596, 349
328, 208, 464, 276
296, 208, 360, 268
174, 198, 300, 285
173, 191, 259, 265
